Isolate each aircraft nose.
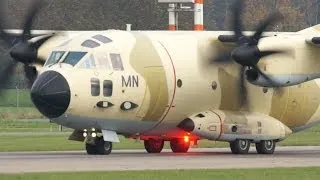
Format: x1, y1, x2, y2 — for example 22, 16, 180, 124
31, 71, 71, 118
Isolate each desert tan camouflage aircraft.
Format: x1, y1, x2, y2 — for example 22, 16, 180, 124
1, 0, 320, 155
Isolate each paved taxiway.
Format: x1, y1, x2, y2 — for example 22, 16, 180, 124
0, 146, 320, 173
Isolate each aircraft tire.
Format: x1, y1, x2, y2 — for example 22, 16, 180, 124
170, 138, 190, 153
256, 140, 276, 154
95, 137, 113, 155
85, 143, 98, 155
144, 139, 164, 153
230, 139, 250, 154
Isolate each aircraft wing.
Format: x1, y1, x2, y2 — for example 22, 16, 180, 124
1, 29, 83, 45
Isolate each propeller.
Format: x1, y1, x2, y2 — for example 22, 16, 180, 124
214, 0, 284, 107
216, 1, 284, 67
0, 0, 55, 88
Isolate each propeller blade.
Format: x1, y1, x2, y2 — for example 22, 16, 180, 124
238, 66, 247, 107
34, 57, 46, 66
24, 65, 38, 88
251, 12, 283, 44
31, 34, 55, 49
252, 65, 278, 87
212, 52, 233, 64
0, 1, 15, 46
232, 0, 244, 40
22, 0, 43, 41
257, 50, 287, 59
0, 61, 17, 88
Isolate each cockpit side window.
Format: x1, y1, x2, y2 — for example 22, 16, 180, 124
92, 35, 112, 44
45, 51, 65, 66
110, 53, 124, 71
91, 78, 100, 96
63, 52, 87, 66
78, 54, 96, 69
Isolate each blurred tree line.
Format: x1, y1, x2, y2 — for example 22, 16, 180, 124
2, 0, 320, 31
1, 0, 320, 90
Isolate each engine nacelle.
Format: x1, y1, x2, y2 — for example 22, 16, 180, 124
246, 69, 320, 87
178, 110, 292, 142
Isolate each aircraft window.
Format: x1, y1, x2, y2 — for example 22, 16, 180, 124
81, 40, 100, 48
78, 54, 96, 69
63, 52, 87, 66
110, 53, 124, 71
91, 78, 100, 96
97, 53, 112, 71
46, 51, 65, 66
92, 34, 112, 44
103, 80, 113, 97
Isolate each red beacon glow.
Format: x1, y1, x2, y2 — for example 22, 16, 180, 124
184, 135, 190, 143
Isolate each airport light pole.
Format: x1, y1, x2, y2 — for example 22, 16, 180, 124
158, 0, 204, 31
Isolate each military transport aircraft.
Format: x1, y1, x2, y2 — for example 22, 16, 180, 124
1, 0, 320, 155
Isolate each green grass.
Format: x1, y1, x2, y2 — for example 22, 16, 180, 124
0, 107, 43, 120
0, 135, 83, 152
1, 167, 320, 180
0, 120, 70, 132
279, 126, 320, 146
0, 89, 34, 107
0, 89, 43, 120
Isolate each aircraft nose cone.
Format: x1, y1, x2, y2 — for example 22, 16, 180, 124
31, 71, 70, 118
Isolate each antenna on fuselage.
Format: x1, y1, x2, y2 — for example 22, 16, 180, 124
126, 24, 132, 31
158, 0, 204, 31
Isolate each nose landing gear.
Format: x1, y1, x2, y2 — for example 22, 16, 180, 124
86, 136, 113, 155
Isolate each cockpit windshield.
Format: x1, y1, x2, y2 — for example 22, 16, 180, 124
63, 52, 87, 66
46, 51, 65, 66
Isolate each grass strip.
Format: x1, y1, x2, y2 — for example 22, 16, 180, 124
1, 167, 320, 180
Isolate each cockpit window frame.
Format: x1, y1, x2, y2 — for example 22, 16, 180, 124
77, 53, 97, 69
62, 51, 88, 67
45, 51, 67, 67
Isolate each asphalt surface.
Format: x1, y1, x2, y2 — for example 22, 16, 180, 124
0, 146, 320, 173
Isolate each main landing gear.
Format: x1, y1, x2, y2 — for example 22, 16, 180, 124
86, 136, 113, 155
144, 139, 164, 153
170, 138, 190, 153
229, 139, 276, 154
256, 140, 276, 154
144, 138, 191, 154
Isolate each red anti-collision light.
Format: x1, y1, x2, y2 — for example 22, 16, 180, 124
184, 136, 190, 143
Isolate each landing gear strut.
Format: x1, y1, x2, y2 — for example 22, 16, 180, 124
256, 140, 276, 154
144, 139, 164, 153
86, 136, 112, 155
230, 139, 250, 154
170, 138, 190, 153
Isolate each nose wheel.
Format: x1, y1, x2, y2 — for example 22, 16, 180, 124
85, 137, 112, 155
